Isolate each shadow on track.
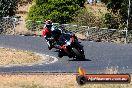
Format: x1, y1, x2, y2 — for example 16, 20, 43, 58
53, 50, 91, 61
68, 58, 91, 61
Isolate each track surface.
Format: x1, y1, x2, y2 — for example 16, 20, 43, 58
0, 35, 132, 73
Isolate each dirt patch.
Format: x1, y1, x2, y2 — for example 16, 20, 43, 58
0, 48, 42, 66
75, 33, 87, 40
0, 74, 131, 88
15, 3, 32, 33
85, 3, 108, 17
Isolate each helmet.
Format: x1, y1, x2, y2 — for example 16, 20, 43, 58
45, 20, 53, 28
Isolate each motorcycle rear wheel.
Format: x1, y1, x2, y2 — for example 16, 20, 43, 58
72, 48, 85, 60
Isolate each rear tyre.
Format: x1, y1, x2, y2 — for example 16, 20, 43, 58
72, 48, 85, 60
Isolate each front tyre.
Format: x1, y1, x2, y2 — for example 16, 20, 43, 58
58, 49, 63, 58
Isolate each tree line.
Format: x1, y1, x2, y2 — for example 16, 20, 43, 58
0, 0, 132, 30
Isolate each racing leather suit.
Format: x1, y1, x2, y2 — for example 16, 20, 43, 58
43, 26, 62, 50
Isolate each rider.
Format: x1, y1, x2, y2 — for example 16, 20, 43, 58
42, 20, 62, 50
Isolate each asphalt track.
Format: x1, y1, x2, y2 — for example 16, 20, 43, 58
0, 35, 132, 73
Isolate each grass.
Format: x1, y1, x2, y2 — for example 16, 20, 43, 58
0, 47, 42, 66
0, 74, 131, 88
0, 67, 131, 88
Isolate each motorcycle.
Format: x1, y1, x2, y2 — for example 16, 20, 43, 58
58, 32, 85, 60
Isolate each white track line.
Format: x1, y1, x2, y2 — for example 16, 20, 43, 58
36, 53, 58, 65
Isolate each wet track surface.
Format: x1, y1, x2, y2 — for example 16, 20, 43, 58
0, 35, 132, 73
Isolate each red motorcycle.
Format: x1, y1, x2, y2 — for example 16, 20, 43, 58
58, 32, 85, 60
